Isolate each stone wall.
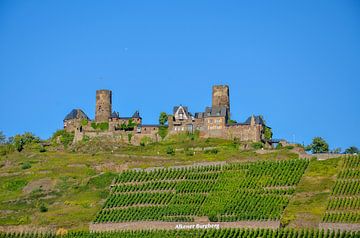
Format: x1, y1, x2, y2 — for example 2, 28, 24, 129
225, 124, 263, 142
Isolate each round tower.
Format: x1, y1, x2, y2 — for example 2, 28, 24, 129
95, 89, 112, 122
212, 85, 230, 113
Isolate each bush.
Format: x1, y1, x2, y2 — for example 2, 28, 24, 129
52, 130, 74, 147
39, 203, 48, 212
21, 162, 31, 170
91, 122, 109, 131
128, 133, 133, 143
158, 126, 168, 140
81, 119, 88, 126
166, 146, 175, 155
39, 146, 46, 152
140, 136, 152, 146
275, 143, 283, 150
251, 142, 264, 150
204, 148, 219, 154
13, 132, 41, 152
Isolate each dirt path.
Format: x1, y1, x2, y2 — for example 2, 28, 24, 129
319, 223, 360, 231
89, 221, 280, 232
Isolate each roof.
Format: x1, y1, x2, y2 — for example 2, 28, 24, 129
132, 110, 141, 118
244, 115, 265, 125
194, 112, 205, 119
110, 111, 119, 118
64, 109, 90, 121
173, 105, 190, 115
204, 106, 228, 117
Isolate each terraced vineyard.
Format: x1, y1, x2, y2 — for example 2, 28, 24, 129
94, 159, 309, 223
1, 228, 359, 238
323, 155, 360, 223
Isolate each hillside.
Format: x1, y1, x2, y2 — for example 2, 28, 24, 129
0, 136, 358, 234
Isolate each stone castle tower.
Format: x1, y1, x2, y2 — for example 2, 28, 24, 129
95, 89, 112, 122
212, 85, 230, 114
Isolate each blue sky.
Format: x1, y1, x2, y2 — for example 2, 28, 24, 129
0, 1, 359, 150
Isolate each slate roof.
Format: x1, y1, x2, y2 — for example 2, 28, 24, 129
132, 110, 141, 118
64, 109, 90, 121
173, 105, 193, 118
204, 106, 228, 117
110, 111, 119, 118
244, 115, 265, 125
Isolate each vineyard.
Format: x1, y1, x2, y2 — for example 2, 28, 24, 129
94, 159, 309, 223
323, 155, 360, 223
0, 229, 359, 238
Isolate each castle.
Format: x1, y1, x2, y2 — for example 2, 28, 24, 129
63, 85, 267, 144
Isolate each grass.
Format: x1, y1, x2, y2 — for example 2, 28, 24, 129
281, 157, 342, 228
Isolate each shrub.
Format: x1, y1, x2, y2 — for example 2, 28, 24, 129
166, 146, 175, 155
39, 203, 48, 212
13, 132, 41, 152
81, 119, 88, 126
21, 162, 31, 170
128, 133, 133, 143
158, 126, 168, 140
285, 145, 294, 150
204, 148, 219, 154
39, 146, 46, 152
140, 136, 152, 146
51, 130, 74, 147
91, 122, 109, 131
275, 143, 283, 150
251, 142, 263, 150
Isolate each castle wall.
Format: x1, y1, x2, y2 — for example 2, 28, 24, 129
95, 90, 112, 122
225, 124, 263, 142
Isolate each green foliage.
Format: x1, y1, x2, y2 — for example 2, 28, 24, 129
275, 143, 283, 149
306, 137, 329, 154
81, 119, 88, 126
127, 133, 133, 143
52, 130, 74, 147
13, 132, 41, 152
285, 145, 294, 150
21, 162, 32, 170
345, 146, 359, 154
39, 146, 46, 153
2, 179, 28, 191
158, 126, 168, 140
251, 142, 263, 150
140, 136, 153, 147
117, 119, 136, 131
159, 112, 168, 125
166, 146, 175, 155
204, 148, 219, 154
82, 135, 90, 143
91, 122, 109, 131
39, 203, 48, 212
227, 119, 237, 125
264, 126, 273, 141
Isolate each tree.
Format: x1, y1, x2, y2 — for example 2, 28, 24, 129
264, 126, 273, 141
345, 146, 359, 154
159, 112, 168, 125
13, 132, 40, 152
0, 131, 5, 144
306, 137, 329, 154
